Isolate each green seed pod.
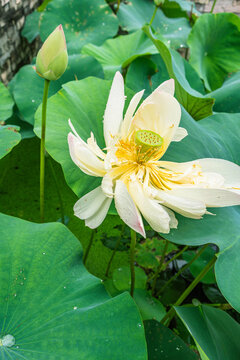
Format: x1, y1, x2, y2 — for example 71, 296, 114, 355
135, 130, 163, 152
36, 25, 68, 81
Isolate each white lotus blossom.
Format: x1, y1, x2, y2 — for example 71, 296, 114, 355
68, 72, 240, 237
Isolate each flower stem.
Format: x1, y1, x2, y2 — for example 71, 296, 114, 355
40, 79, 50, 223
158, 244, 208, 296
164, 245, 189, 269
161, 255, 216, 326
151, 240, 169, 296
105, 224, 125, 278
149, 6, 158, 26
130, 229, 136, 297
83, 229, 96, 265
116, 0, 120, 13
47, 155, 65, 224
210, 0, 218, 13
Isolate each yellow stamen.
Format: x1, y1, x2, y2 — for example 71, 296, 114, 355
111, 131, 205, 192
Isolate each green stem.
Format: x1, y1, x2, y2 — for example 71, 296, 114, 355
158, 244, 208, 296
189, 4, 193, 24
164, 245, 189, 269
105, 224, 125, 278
184, 47, 189, 60
40, 79, 50, 222
149, 6, 158, 26
83, 229, 96, 264
47, 156, 65, 224
210, 0, 218, 13
130, 229, 136, 297
161, 256, 216, 326
116, 0, 120, 13
151, 240, 169, 295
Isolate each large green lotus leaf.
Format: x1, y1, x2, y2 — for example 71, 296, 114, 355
104, 280, 166, 322
168, 50, 206, 95
125, 57, 160, 98
144, 320, 198, 360
151, 51, 206, 95
9, 55, 103, 125
207, 71, 240, 113
82, 30, 160, 79
34, 78, 134, 197
134, 290, 166, 322
126, 53, 205, 101
112, 266, 147, 291
161, 0, 200, 19
143, 25, 214, 120
0, 213, 147, 359
164, 111, 240, 310
39, 0, 118, 54
0, 137, 129, 280
0, 125, 21, 160
21, 11, 41, 43
0, 82, 14, 121
175, 305, 240, 360
5, 111, 35, 139
117, 0, 191, 49
214, 239, 240, 317
188, 13, 240, 91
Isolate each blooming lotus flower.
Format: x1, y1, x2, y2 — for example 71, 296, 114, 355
68, 72, 240, 237
36, 25, 68, 81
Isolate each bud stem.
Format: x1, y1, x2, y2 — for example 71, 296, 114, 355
130, 229, 136, 297
47, 155, 65, 224
40, 79, 50, 222
116, 0, 121, 13
149, 6, 158, 26
210, 0, 218, 13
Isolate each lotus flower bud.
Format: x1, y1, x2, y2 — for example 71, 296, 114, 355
36, 25, 68, 81
154, 0, 164, 6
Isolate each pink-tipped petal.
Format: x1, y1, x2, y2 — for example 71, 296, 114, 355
114, 180, 146, 237
129, 181, 171, 234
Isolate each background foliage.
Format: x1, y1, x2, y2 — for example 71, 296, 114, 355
1, 0, 240, 358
